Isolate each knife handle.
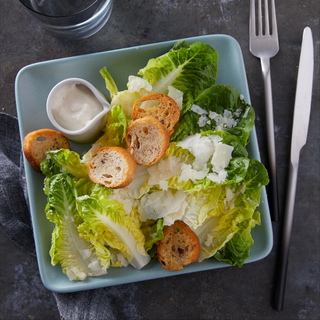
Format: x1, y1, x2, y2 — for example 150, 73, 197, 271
274, 161, 299, 311
261, 56, 280, 221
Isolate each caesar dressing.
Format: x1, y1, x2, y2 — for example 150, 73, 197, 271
51, 83, 103, 131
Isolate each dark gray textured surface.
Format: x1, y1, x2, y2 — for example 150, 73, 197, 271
1, 0, 319, 319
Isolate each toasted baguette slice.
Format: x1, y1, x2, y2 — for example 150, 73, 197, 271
23, 129, 70, 173
132, 93, 180, 136
156, 220, 201, 271
125, 116, 170, 166
88, 146, 136, 188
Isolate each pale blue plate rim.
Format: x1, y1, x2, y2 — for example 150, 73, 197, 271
15, 34, 273, 293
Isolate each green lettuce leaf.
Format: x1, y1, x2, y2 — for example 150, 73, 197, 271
193, 159, 269, 267
213, 211, 260, 267
139, 41, 219, 113
171, 84, 255, 145
100, 41, 219, 119
94, 104, 128, 148
100, 67, 119, 99
45, 174, 107, 280
159, 131, 250, 191
44, 149, 88, 179
81, 105, 128, 165
142, 218, 165, 252
76, 185, 151, 270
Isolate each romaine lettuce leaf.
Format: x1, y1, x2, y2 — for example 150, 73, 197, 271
171, 84, 255, 146
100, 41, 219, 119
43, 149, 88, 179
193, 159, 269, 266
100, 67, 118, 99
45, 174, 107, 280
76, 185, 151, 270
139, 41, 219, 114
141, 218, 164, 252
81, 105, 128, 165
147, 131, 250, 192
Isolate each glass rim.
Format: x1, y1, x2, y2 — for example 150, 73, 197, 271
19, 0, 100, 18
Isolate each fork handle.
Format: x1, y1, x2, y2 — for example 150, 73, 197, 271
261, 56, 279, 221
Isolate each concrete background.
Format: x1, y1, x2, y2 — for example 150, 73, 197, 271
0, 0, 319, 319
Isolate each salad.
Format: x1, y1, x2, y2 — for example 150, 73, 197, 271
41, 40, 269, 281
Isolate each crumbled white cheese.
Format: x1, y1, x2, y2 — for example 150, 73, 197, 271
204, 234, 213, 246
207, 170, 228, 183
138, 189, 187, 223
177, 134, 221, 169
240, 94, 244, 100
128, 76, 152, 93
147, 156, 181, 186
209, 111, 218, 119
211, 142, 234, 171
164, 201, 188, 226
198, 115, 208, 127
208, 109, 238, 131
234, 108, 242, 117
79, 249, 92, 260
117, 252, 129, 267
243, 107, 250, 118
178, 163, 209, 183
177, 133, 234, 184
168, 86, 183, 110
126, 165, 150, 199
191, 104, 208, 115
109, 188, 138, 217
88, 260, 102, 272
159, 180, 169, 190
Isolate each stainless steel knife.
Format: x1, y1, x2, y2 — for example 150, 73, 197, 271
274, 26, 314, 311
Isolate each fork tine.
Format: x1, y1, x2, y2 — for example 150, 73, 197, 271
258, 0, 263, 36
264, 0, 270, 35
250, 0, 256, 37
271, 0, 278, 37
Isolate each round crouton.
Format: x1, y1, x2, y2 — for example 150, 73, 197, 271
156, 220, 201, 271
88, 146, 136, 188
23, 129, 70, 173
132, 93, 180, 136
125, 116, 170, 166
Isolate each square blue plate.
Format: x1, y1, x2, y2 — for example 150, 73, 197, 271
15, 34, 273, 293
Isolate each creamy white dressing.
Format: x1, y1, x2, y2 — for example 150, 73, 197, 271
51, 83, 103, 131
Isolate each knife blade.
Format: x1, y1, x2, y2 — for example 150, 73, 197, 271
274, 26, 314, 311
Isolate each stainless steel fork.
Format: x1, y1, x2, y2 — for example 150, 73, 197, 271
250, 0, 279, 221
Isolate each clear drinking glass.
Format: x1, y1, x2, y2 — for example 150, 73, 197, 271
19, 0, 113, 40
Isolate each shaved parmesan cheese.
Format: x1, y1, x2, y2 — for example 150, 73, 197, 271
178, 163, 209, 183
147, 156, 181, 186
168, 86, 183, 110
80, 249, 92, 260
138, 190, 187, 223
191, 104, 208, 115
204, 234, 213, 246
163, 201, 188, 226
128, 76, 152, 93
109, 189, 138, 217
177, 133, 234, 184
243, 107, 250, 118
207, 170, 228, 183
209, 109, 238, 131
234, 109, 242, 117
159, 180, 169, 190
177, 134, 218, 168
127, 165, 150, 199
198, 115, 208, 127
209, 111, 218, 119
211, 142, 234, 171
